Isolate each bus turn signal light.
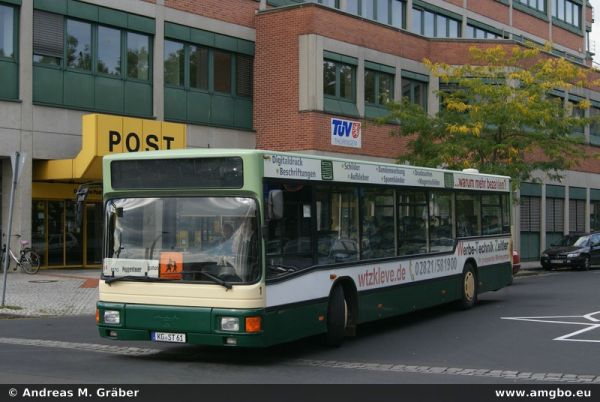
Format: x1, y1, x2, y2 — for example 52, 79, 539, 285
96, 309, 100, 324
245, 316, 262, 333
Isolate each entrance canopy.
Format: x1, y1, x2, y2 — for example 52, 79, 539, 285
34, 114, 186, 182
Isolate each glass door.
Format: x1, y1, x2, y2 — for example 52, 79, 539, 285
47, 201, 65, 266
85, 203, 103, 265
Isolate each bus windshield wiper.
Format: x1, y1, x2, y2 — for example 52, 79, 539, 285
103, 276, 176, 285
194, 271, 233, 290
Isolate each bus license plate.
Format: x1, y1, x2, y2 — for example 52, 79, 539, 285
152, 332, 186, 343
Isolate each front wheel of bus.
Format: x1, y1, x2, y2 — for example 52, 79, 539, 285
459, 263, 478, 310
325, 285, 347, 347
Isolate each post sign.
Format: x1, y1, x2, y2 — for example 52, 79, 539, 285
331, 118, 361, 148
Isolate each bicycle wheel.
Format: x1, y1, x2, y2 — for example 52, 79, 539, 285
20, 249, 41, 274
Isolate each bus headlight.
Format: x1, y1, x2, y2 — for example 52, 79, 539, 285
104, 310, 120, 325
220, 317, 240, 331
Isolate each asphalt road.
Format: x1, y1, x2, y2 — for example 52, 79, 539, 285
0, 268, 599, 384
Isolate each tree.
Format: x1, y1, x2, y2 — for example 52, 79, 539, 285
380, 44, 599, 190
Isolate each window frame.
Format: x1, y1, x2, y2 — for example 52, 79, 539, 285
0, 3, 17, 62
163, 38, 253, 99
364, 68, 395, 107
411, 5, 461, 38
323, 58, 357, 103
33, 13, 153, 82
401, 75, 428, 111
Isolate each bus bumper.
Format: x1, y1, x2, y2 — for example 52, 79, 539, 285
96, 301, 267, 348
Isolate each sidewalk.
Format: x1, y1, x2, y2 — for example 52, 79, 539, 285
0, 268, 100, 318
0, 261, 543, 319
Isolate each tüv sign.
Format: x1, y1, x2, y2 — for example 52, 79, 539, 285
331, 118, 361, 149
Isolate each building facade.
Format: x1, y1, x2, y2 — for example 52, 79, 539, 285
0, 0, 598, 267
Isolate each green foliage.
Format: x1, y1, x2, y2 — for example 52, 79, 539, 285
380, 45, 598, 190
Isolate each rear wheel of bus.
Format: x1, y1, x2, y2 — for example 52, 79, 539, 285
459, 262, 478, 310
325, 284, 348, 347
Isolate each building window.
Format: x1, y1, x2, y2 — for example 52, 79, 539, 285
553, 0, 581, 28
590, 106, 600, 145
34, 12, 151, 80
163, 34, 254, 129
32, 9, 153, 116
164, 40, 184, 87
0, 3, 17, 100
236, 54, 253, 98
324, 59, 355, 102
411, 7, 460, 38
66, 19, 91, 71
318, 0, 340, 8
214, 50, 232, 94
567, 97, 585, 136
546, 196, 564, 247
0, 4, 14, 59
33, 10, 63, 65
591, 199, 600, 231
402, 75, 428, 110
391, 0, 404, 28
97, 26, 121, 76
365, 69, 394, 106
569, 198, 585, 233
164, 39, 252, 99
127, 32, 150, 81
516, 0, 546, 13
189, 45, 208, 90
466, 24, 504, 39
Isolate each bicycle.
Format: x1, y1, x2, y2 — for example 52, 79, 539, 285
1, 234, 41, 274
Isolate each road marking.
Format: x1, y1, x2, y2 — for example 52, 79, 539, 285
502, 311, 600, 343
290, 359, 600, 383
0, 337, 599, 383
0, 337, 160, 356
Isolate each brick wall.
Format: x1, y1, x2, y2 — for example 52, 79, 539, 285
254, 5, 426, 158
552, 26, 584, 52
467, 0, 509, 25
164, 0, 258, 28
254, 4, 600, 171
443, 0, 463, 8
513, 9, 549, 40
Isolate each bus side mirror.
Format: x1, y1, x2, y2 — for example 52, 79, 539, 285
267, 190, 283, 221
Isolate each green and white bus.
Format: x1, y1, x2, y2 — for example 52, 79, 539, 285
97, 149, 513, 347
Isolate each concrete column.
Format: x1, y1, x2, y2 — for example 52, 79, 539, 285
356, 58, 365, 117
153, 0, 165, 120
299, 35, 322, 112
8, 0, 34, 250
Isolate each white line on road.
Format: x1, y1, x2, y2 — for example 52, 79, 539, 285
0, 337, 160, 356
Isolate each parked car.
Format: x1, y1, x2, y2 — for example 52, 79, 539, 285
540, 233, 600, 271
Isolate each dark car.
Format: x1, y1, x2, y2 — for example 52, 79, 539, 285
540, 233, 600, 271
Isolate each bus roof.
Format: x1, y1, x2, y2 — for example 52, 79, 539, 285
104, 149, 511, 192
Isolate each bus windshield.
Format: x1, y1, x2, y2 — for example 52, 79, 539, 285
104, 197, 259, 285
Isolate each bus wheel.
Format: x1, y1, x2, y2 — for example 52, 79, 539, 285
325, 285, 347, 347
459, 263, 478, 310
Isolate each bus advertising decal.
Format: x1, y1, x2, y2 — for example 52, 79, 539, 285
266, 237, 511, 306
264, 153, 455, 189
454, 173, 509, 192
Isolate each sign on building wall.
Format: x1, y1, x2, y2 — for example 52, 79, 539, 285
331, 118, 361, 148
33, 114, 187, 181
